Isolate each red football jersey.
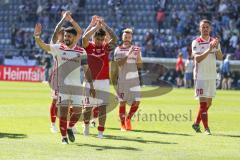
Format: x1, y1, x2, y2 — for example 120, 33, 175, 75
85, 42, 110, 80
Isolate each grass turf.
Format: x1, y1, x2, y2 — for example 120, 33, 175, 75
0, 81, 239, 160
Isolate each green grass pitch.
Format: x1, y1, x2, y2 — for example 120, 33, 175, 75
0, 81, 239, 160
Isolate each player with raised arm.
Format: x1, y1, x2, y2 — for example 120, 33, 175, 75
114, 28, 142, 131
82, 16, 117, 138
191, 19, 223, 135
34, 22, 95, 144
48, 11, 82, 133
82, 15, 100, 128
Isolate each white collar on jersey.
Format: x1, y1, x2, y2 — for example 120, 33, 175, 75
67, 44, 77, 50
200, 36, 211, 42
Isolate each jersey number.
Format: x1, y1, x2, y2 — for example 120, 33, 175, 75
85, 97, 90, 104
196, 89, 203, 95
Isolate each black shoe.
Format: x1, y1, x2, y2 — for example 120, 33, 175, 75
67, 128, 75, 142
62, 137, 69, 144
192, 124, 201, 133
205, 128, 211, 135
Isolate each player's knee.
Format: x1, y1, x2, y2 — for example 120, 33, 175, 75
99, 105, 107, 114
52, 99, 57, 104
133, 101, 140, 106
83, 107, 91, 113
120, 102, 126, 107
72, 107, 82, 115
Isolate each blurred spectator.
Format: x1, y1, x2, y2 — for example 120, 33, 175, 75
155, 0, 166, 11
218, 0, 228, 13
154, 43, 165, 57
179, 46, 188, 59
234, 45, 240, 60
175, 53, 184, 87
144, 32, 155, 57
107, 0, 115, 14
0, 52, 4, 64
221, 54, 232, 90
38, 11, 50, 27
15, 29, 25, 49
229, 32, 238, 53
70, 0, 80, 13
43, 56, 52, 82
184, 56, 193, 88
156, 8, 165, 33
11, 26, 18, 47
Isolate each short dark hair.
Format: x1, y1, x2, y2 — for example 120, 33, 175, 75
64, 27, 77, 36
94, 28, 106, 37
200, 19, 212, 26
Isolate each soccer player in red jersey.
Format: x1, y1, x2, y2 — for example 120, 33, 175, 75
191, 19, 223, 135
82, 16, 117, 138
48, 11, 82, 133
114, 28, 142, 131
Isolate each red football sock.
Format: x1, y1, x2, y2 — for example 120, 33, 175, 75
195, 106, 202, 125
127, 102, 139, 120
92, 107, 99, 119
50, 100, 57, 123
98, 125, 105, 132
200, 102, 209, 129
68, 112, 80, 128
59, 117, 67, 137
119, 104, 126, 126
195, 102, 212, 125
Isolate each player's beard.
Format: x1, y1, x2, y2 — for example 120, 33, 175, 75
202, 30, 210, 37
64, 40, 72, 46
123, 40, 131, 47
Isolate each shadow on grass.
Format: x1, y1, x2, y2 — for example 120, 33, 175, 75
89, 134, 177, 145
213, 133, 240, 138
0, 132, 27, 139
108, 127, 192, 137
75, 143, 141, 151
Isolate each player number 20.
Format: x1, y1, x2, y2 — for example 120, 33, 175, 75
196, 89, 203, 95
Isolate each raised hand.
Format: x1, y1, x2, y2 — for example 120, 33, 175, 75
99, 18, 107, 27
34, 23, 42, 36
65, 12, 73, 22
209, 38, 219, 50
127, 46, 135, 56
95, 20, 102, 29
90, 15, 100, 26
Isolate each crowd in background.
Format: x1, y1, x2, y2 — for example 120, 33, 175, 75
150, 0, 240, 59
2, 0, 239, 60
0, 0, 240, 88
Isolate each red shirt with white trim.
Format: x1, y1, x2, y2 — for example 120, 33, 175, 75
85, 41, 110, 80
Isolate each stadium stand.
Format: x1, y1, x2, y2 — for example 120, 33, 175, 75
0, 0, 239, 60
0, 0, 239, 88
